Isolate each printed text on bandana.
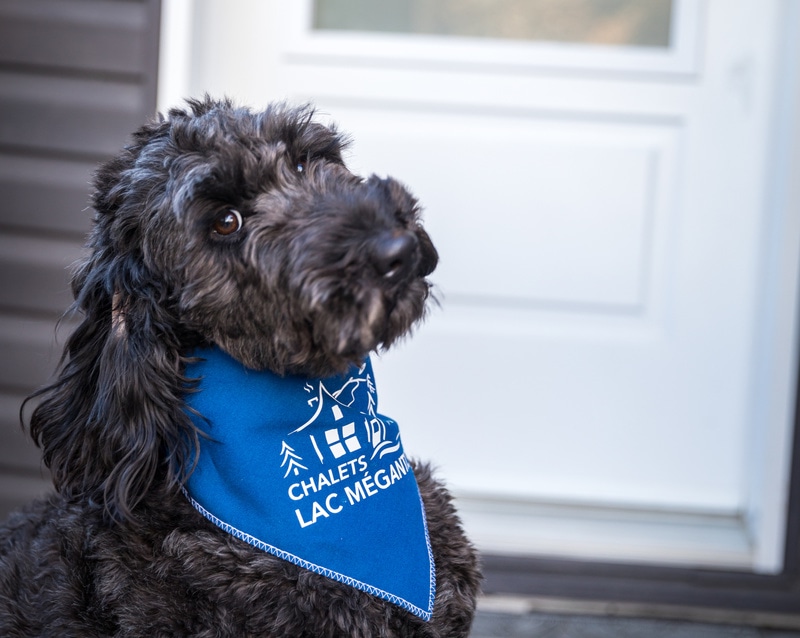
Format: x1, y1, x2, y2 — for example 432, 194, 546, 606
287, 453, 411, 527
278, 363, 411, 528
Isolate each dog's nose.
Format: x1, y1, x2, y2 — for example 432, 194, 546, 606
371, 231, 418, 281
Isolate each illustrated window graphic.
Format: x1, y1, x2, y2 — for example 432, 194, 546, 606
325, 422, 361, 458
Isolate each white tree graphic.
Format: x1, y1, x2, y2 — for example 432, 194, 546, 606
279, 441, 308, 478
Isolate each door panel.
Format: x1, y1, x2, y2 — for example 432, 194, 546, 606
342, 112, 668, 311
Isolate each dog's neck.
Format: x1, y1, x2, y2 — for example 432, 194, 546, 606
182, 347, 436, 620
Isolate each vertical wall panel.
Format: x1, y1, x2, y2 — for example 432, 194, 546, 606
0, 0, 161, 519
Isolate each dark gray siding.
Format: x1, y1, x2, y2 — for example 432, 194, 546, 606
0, 0, 161, 518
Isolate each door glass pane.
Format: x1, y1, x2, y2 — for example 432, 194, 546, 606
313, 0, 673, 48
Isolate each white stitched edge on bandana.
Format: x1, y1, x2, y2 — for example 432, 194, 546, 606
182, 488, 437, 621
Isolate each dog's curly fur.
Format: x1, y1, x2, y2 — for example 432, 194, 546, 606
0, 98, 480, 637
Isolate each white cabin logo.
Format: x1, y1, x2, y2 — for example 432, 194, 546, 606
277, 362, 408, 528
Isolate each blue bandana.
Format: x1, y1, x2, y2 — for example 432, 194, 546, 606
183, 347, 436, 620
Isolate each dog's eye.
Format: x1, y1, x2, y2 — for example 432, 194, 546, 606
212, 209, 243, 236
295, 161, 306, 173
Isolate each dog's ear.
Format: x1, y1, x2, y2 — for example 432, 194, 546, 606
25, 116, 198, 523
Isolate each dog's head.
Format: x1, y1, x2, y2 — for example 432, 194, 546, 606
29, 98, 438, 520
92, 97, 437, 375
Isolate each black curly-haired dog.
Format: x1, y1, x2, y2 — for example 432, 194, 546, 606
0, 98, 480, 637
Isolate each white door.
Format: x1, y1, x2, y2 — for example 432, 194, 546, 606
167, 0, 800, 574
